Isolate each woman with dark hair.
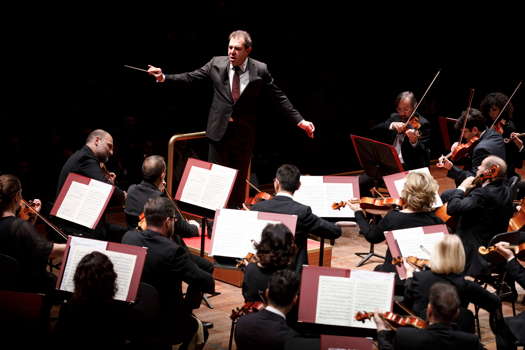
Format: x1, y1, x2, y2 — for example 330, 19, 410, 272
0, 174, 65, 293
54, 251, 128, 349
242, 223, 296, 302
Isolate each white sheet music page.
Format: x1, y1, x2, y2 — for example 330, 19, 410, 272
392, 167, 443, 208
180, 163, 236, 210
392, 227, 444, 260
294, 176, 355, 218
210, 209, 280, 258
56, 178, 113, 228
315, 272, 394, 329
59, 237, 138, 301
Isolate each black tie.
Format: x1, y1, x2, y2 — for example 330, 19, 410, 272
231, 66, 241, 102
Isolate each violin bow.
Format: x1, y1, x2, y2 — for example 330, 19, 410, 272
21, 199, 68, 241
403, 69, 441, 128
489, 80, 522, 130
245, 179, 263, 193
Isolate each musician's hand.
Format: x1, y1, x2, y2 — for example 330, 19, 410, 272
495, 241, 514, 260
511, 133, 524, 150
451, 141, 459, 152
405, 262, 416, 279
372, 313, 389, 331
147, 65, 165, 83
347, 200, 361, 212
242, 203, 251, 211
405, 129, 419, 144
437, 155, 453, 170
298, 120, 315, 138
458, 176, 475, 192
390, 122, 406, 133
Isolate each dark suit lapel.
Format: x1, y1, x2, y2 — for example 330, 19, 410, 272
247, 58, 257, 83
219, 57, 234, 103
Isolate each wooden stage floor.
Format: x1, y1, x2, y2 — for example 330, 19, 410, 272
191, 164, 525, 350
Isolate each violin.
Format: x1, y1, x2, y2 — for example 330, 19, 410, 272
355, 311, 427, 329
447, 136, 480, 162
230, 301, 265, 321
18, 200, 38, 222
244, 179, 273, 210
392, 256, 430, 270
235, 252, 259, 268
479, 243, 525, 262
332, 197, 404, 211
19, 199, 68, 241
100, 162, 115, 184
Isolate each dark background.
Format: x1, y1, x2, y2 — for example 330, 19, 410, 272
2, 2, 524, 203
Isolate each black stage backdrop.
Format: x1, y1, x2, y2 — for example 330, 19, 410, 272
2, 2, 524, 202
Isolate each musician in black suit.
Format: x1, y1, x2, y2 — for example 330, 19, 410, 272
122, 197, 215, 348
404, 235, 500, 333
376, 282, 484, 350
438, 108, 506, 186
249, 164, 342, 272
372, 91, 432, 170
235, 269, 299, 350
148, 30, 315, 209
494, 241, 525, 349
440, 155, 513, 276
125, 155, 199, 237
55, 129, 126, 241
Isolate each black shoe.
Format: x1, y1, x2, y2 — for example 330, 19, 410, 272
202, 321, 214, 329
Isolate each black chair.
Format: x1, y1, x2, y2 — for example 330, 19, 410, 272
0, 253, 20, 291
0, 290, 50, 348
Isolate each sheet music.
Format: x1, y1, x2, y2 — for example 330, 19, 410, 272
210, 209, 281, 258
180, 163, 236, 210
294, 176, 356, 218
315, 273, 394, 329
391, 167, 443, 208
60, 237, 137, 302
392, 227, 444, 260
56, 178, 113, 228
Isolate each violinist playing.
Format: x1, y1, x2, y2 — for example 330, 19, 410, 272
440, 156, 513, 277
437, 108, 506, 186
0, 174, 66, 294
404, 235, 500, 334
349, 172, 443, 294
371, 91, 432, 170
55, 129, 127, 241
480, 91, 524, 185
241, 223, 295, 303
375, 282, 484, 350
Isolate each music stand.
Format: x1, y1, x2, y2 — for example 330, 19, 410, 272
350, 135, 405, 266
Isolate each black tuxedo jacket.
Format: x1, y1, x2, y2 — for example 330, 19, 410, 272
165, 56, 303, 142
250, 195, 341, 270
377, 323, 484, 350
442, 179, 513, 276
372, 113, 432, 170
235, 309, 295, 350
448, 128, 506, 185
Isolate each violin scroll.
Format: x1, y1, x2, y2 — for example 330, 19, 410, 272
230, 301, 264, 321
